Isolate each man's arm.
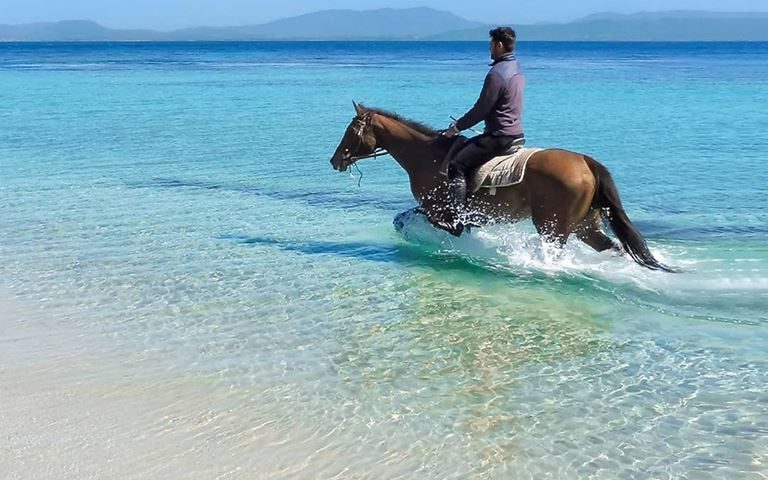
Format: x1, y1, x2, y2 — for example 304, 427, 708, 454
455, 72, 502, 132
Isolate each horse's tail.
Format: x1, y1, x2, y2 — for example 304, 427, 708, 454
584, 155, 677, 273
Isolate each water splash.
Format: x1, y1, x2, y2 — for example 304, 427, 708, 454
393, 209, 768, 324
393, 208, 674, 279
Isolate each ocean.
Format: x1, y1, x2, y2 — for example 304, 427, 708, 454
1, 41, 767, 479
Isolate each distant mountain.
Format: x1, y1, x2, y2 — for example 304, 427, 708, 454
429, 11, 768, 41
0, 8, 483, 42
575, 10, 768, 22
2, 9, 768, 42
0, 20, 159, 41
168, 7, 484, 40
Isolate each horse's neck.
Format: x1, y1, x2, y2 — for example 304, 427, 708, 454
373, 116, 442, 180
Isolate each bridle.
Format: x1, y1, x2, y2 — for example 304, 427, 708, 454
345, 112, 388, 162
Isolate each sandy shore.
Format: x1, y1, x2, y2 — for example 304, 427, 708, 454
0, 293, 417, 480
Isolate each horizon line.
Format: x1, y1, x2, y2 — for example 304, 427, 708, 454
5, 8, 768, 32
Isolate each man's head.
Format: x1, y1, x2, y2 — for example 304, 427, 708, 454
489, 27, 516, 60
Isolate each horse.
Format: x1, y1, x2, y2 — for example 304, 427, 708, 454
329, 102, 675, 272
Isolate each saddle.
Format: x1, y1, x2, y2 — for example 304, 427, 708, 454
438, 137, 541, 195
467, 147, 542, 194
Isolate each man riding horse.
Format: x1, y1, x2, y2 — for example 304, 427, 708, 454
440, 27, 525, 236
328, 30, 676, 272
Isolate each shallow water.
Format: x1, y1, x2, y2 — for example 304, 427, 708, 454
1, 41, 767, 478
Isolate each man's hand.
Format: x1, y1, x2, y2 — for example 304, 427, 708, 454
443, 123, 460, 138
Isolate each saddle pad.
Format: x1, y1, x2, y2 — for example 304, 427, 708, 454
469, 147, 543, 193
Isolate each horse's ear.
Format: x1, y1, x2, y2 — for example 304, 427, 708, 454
353, 101, 364, 116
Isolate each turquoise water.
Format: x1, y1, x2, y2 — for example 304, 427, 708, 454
1, 42, 768, 478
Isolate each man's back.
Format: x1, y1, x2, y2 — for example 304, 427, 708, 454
455, 52, 524, 137
484, 54, 524, 137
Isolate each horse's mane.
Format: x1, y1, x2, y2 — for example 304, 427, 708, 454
360, 105, 439, 137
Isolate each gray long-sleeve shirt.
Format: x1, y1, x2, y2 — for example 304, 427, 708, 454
456, 52, 524, 137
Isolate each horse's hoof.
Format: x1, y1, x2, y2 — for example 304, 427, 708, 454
438, 221, 464, 237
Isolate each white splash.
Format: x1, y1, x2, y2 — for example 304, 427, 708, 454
391, 208, 755, 299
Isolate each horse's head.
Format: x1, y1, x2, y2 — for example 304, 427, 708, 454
330, 102, 378, 172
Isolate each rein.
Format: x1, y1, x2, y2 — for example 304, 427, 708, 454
350, 148, 388, 161
348, 149, 390, 187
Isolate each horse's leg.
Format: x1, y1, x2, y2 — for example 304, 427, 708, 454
574, 209, 621, 253
529, 184, 585, 248
526, 152, 597, 249
420, 191, 465, 237
531, 203, 573, 248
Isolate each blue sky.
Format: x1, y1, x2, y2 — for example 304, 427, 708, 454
2, 0, 767, 29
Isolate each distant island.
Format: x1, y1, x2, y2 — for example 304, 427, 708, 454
2, 8, 768, 42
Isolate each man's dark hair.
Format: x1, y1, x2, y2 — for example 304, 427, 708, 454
489, 27, 516, 51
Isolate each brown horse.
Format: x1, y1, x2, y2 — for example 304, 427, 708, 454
330, 103, 674, 272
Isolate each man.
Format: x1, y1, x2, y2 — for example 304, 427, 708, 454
440, 26, 525, 235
